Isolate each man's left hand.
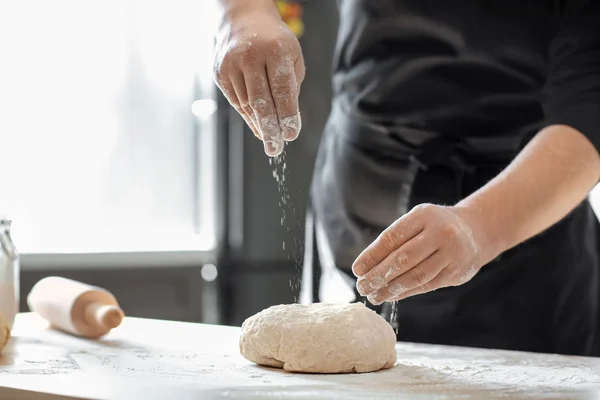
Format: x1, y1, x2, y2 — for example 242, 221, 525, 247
353, 203, 491, 305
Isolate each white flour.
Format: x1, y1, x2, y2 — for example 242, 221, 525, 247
459, 266, 477, 284
232, 33, 257, 56
270, 152, 303, 300
390, 301, 399, 335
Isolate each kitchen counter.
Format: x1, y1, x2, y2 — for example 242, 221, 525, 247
1, 313, 600, 399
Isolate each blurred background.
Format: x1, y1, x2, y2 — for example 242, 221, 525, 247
0, 0, 337, 327
1, 0, 599, 327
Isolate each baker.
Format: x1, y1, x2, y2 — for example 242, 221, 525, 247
214, 0, 600, 356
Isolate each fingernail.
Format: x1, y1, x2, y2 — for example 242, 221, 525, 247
280, 113, 301, 141
352, 262, 366, 277
356, 279, 373, 295
368, 293, 383, 305
282, 127, 299, 141
264, 140, 283, 157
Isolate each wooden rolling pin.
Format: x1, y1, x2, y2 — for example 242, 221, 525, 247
27, 277, 125, 338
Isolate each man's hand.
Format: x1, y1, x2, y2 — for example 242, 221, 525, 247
353, 204, 495, 305
353, 124, 600, 305
214, 0, 305, 157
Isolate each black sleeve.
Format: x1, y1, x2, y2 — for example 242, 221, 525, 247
543, 0, 600, 152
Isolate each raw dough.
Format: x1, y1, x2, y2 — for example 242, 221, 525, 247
239, 302, 397, 373
0, 313, 10, 353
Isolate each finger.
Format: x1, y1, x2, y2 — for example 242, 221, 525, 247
216, 76, 240, 110
352, 212, 425, 277
230, 72, 261, 138
266, 56, 301, 141
220, 80, 259, 138
367, 252, 450, 305
388, 268, 455, 302
245, 68, 284, 156
356, 232, 437, 296
242, 112, 261, 139
295, 57, 306, 93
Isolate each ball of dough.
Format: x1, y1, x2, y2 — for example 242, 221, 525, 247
0, 313, 10, 354
239, 302, 397, 373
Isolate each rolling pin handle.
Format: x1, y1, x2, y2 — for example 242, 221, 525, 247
84, 303, 124, 330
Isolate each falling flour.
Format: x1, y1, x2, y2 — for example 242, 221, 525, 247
390, 301, 399, 336
270, 151, 304, 301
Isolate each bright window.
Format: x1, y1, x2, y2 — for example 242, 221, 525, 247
0, 0, 218, 254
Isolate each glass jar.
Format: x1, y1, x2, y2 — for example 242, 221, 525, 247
0, 217, 19, 330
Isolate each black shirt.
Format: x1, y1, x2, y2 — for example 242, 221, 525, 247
311, 1, 600, 356
332, 0, 600, 150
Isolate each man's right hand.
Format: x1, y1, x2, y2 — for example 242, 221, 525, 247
214, 0, 305, 157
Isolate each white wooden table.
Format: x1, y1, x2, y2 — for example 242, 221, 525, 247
1, 313, 600, 400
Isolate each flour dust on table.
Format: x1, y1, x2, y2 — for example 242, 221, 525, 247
4, 314, 600, 399
239, 302, 397, 374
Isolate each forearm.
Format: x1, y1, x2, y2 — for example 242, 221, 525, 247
457, 125, 600, 261
354, 126, 600, 303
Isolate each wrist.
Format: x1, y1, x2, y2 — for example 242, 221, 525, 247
217, 0, 279, 27
451, 202, 507, 267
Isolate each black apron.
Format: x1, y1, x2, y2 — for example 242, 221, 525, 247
307, 101, 600, 357
306, 0, 600, 357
